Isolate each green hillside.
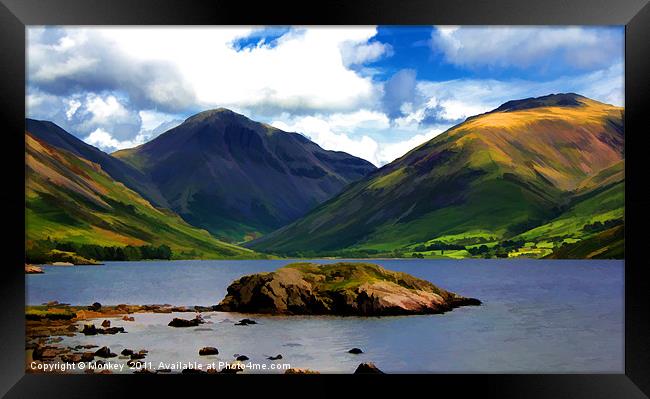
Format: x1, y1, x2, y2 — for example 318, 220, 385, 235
26, 132, 264, 262
249, 94, 624, 259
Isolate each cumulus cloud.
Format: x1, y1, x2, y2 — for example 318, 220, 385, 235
83, 128, 142, 151
340, 40, 393, 67
28, 28, 196, 113
270, 110, 447, 166
432, 26, 623, 72
382, 69, 419, 119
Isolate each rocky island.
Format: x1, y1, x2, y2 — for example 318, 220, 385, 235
216, 262, 481, 316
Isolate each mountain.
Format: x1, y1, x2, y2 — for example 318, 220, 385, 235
26, 119, 169, 208
25, 132, 261, 260
248, 94, 624, 257
113, 108, 376, 242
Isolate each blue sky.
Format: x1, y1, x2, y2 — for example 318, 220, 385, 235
27, 26, 624, 165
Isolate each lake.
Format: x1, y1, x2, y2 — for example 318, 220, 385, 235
26, 259, 624, 373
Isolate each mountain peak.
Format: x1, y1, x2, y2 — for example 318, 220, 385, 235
491, 93, 587, 113
183, 108, 250, 125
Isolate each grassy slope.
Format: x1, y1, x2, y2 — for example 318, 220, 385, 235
26, 133, 263, 259
250, 95, 624, 257
545, 225, 624, 259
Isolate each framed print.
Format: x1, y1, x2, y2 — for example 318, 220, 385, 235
0, 0, 648, 397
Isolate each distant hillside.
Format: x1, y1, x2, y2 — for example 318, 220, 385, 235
113, 108, 376, 242
26, 132, 262, 260
249, 94, 624, 258
26, 119, 168, 208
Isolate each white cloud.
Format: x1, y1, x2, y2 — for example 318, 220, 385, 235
432, 26, 623, 71
340, 40, 392, 67
83, 128, 142, 151
65, 98, 81, 120
85, 94, 131, 125
95, 27, 383, 114
270, 110, 446, 166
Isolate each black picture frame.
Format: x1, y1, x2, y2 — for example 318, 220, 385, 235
1, 0, 648, 397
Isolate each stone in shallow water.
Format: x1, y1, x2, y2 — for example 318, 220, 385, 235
199, 347, 219, 356
94, 346, 117, 358
354, 362, 383, 374
348, 348, 363, 354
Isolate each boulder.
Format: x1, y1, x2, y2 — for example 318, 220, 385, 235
235, 318, 257, 326
348, 348, 363, 354
354, 362, 384, 374
235, 355, 249, 361
81, 324, 98, 335
99, 327, 125, 334
61, 354, 82, 363
101, 320, 111, 328
121, 349, 134, 356
94, 346, 117, 358
267, 354, 283, 360
81, 352, 95, 362
168, 316, 204, 327
216, 262, 481, 316
199, 347, 219, 356
25, 264, 44, 274
122, 316, 135, 322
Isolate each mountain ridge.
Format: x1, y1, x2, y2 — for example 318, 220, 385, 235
248, 93, 624, 257
25, 131, 261, 260
113, 107, 377, 242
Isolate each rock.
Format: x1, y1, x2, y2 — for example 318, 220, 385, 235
101, 320, 111, 328
81, 324, 98, 335
238, 318, 257, 325
235, 355, 249, 361
32, 346, 62, 360
61, 354, 82, 363
354, 362, 384, 374
285, 368, 320, 374
122, 316, 135, 321
199, 347, 219, 356
168, 316, 204, 327
25, 264, 44, 274
215, 262, 481, 316
81, 352, 95, 362
99, 327, 125, 334
130, 352, 146, 360
348, 348, 363, 354
88, 302, 102, 311
94, 346, 117, 358
121, 349, 134, 356
267, 354, 283, 360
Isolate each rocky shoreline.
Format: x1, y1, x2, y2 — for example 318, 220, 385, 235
26, 302, 385, 374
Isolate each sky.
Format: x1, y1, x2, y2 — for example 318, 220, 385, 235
26, 26, 624, 166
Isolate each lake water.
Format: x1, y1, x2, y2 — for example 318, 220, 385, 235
26, 259, 624, 373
